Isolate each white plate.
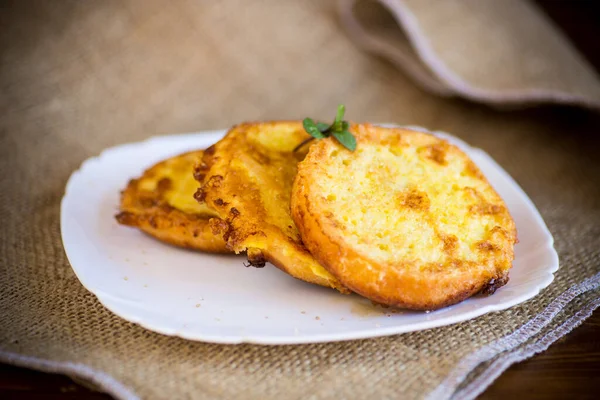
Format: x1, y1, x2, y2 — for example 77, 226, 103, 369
61, 127, 558, 344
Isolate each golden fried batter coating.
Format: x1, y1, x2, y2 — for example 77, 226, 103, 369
195, 122, 347, 292
116, 150, 229, 253
292, 124, 517, 310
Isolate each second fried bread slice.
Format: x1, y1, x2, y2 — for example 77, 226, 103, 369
116, 150, 229, 252
292, 124, 517, 310
195, 121, 347, 292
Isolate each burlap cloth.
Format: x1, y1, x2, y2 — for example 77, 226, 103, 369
1, 1, 599, 399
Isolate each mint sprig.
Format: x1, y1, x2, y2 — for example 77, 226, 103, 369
294, 105, 357, 152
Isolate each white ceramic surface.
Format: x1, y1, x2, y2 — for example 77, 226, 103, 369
61, 127, 558, 344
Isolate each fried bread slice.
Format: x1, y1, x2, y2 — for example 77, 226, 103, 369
292, 124, 517, 310
195, 122, 347, 292
116, 150, 229, 253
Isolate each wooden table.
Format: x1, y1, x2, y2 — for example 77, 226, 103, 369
1, 1, 598, 398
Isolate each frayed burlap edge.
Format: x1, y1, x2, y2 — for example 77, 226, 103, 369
2, 273, 598, 400
428, 272, 600, 400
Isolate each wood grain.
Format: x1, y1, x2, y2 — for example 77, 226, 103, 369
483, 311, 600, 399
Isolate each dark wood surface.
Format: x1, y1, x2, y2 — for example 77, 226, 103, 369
2, 1, 599, 399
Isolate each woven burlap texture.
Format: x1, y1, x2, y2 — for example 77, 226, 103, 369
1, 1, 599, 399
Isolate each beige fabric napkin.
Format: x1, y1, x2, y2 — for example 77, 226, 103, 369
339, 0, 600, 109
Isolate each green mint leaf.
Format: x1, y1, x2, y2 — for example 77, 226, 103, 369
332, 130, 357, 151
316, 122, 330, 132
298, 104, 357, 153
303, 118, 327, 139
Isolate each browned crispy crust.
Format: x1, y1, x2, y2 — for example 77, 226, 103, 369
196, 121, 348, 292
292, 124, 517, 310
116, 150, 229, 253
